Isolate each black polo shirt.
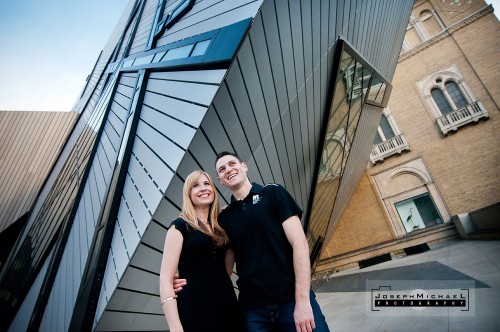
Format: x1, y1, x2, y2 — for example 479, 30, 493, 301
219, 182, 303, 309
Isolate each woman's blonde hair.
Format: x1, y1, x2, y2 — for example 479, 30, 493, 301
179, 170, 228, 246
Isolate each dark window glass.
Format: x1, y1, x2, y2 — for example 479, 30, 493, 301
445, 81, 468, 109
379, 115, 395, 139
395, 193, 443, 233
431, 88, 453, 114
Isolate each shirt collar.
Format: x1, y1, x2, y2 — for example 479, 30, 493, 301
230, 182, 263, 202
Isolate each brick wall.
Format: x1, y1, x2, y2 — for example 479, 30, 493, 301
320, 2, 499, 263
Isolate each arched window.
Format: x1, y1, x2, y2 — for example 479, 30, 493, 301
431, 88, 453, 115
373, 109, 403, 144
372, 158, 451, 237
374, 113, 396, 144
371, 109, 410, 164
404, 7, 445, 51
445, 81, 468, 109
417, 64, 489, 135
419, 9, 443, 38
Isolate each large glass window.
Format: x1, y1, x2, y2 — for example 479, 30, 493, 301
395, 193, 443, 233
307, 40, 392, 264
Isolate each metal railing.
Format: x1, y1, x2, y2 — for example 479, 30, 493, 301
437, 101, 489, 135
370, 134, 410, 164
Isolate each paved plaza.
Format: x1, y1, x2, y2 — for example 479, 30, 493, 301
313, 240, 500, 332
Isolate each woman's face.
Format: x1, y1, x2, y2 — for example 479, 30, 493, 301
189, 174, 214, 208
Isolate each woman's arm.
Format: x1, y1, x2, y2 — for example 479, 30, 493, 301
159, 227, 184, 332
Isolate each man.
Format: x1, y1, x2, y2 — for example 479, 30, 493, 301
176, 151, 329, 331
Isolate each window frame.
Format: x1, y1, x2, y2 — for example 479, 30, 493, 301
417, 64, 476, 118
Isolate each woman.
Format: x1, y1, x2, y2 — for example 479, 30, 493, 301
159, 170, 245, 332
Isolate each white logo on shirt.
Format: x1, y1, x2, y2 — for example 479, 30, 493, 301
253, 194, 261, 205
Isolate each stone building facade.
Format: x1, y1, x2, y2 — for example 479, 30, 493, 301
315, 0, 500, 274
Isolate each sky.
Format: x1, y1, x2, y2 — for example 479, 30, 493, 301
0, 0, 129, 112
0, 0, 498, 112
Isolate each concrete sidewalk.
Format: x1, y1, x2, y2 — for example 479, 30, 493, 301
312, 240, 500, 332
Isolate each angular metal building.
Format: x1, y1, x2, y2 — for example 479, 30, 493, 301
0, 0, 413, 330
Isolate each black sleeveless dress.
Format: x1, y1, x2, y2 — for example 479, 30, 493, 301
170, 218, 246, 332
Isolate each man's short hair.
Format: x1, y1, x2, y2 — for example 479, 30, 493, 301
215, 151, 242, 166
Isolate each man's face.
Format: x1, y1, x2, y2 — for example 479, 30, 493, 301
215, 155, 248, 189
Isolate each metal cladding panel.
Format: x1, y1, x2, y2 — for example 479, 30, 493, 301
151, 0, 412, 248
94, 69, 225, 330
105, 288, 161, 314
7, 249, 53, 332
155, 0, 262, 48
0, 71, 126, 330
109, 6, 411, 329
116, 11, 140, 61
2, 70, 130, 332
128, 0, 158, 55
0, 111, 77, 234
37, 73, 137, 332
95, 311, 168, 332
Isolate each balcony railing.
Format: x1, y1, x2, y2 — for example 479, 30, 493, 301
370, 134, 410, 164
437, 101, 489, 135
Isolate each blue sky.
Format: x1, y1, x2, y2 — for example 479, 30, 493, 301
0, 0, 498, 112
0, 0, 129, 112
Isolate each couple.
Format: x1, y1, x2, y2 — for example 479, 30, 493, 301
159, 151, 329, 332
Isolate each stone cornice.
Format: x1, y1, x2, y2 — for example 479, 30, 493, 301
399, 5, 493, 63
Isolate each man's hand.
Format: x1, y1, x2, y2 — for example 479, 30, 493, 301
294, 300, 315, 332
173, 273, 187, 293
